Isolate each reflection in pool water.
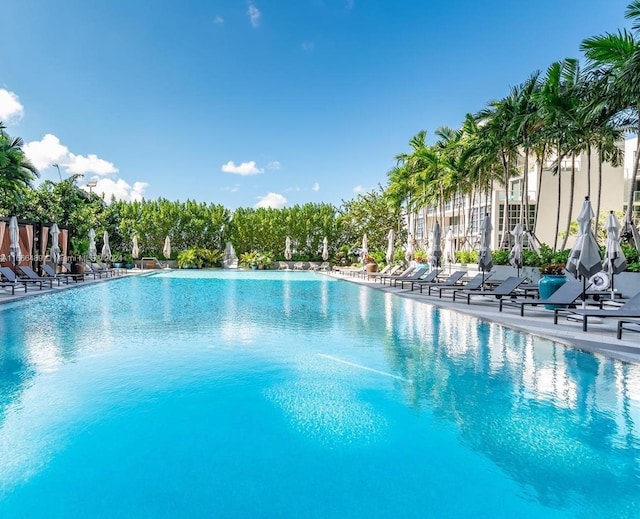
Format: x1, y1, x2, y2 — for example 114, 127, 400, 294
0, 270, 638, 517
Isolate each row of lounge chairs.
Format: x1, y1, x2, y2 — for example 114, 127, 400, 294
342, 265, 640, 340
0, 262, 121, 294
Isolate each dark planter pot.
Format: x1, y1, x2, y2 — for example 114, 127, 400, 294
71, 262, 85, 276
539, 275, 567, 310
113, 262, 123, 269
125, 263, 134, 269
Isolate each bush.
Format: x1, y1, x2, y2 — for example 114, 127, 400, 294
492, 250, 510, 265
455, 250, 478, 264
177, 248, 222, 268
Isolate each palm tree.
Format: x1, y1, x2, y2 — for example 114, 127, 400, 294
0, 127, 39, 214
581, 0, 640, 248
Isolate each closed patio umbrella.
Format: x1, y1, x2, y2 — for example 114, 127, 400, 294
8, 216, 20, 272
478, 214, 493, 286
131, 236, 140, 260
566, 197, 602, 305
405, 233, 415, 262
50, 223, 61, 265
101, 230, 112, 262
284, 236, 292, 260
431, 221, 442, 268
163, 236, 171, 260
509, 223, 524, 277
443, 227, 455, 265
88, 228, 97, 261
361, 234, 368, 262
603, 211, 627, 294
322, 237, 329, 261
386, 229, 395, 265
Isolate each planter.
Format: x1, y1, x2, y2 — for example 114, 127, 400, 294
71, 262, 85, 276
539, 275, 567, 310
113, 262, 123, 269
365, 263, 378, 273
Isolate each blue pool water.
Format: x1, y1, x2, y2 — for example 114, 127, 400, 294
0, 270, 638, 518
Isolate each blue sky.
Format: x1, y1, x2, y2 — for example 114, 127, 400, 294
0, 0, 630, 209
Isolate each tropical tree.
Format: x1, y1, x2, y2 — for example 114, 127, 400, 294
581, 0, 640, 248
0, 124, 39, 214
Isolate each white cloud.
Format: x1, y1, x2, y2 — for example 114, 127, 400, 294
353, 185, 363, 193
222, 185, 240, 193
266, 161, 281, 170
221, 160, 263, 175
302, 40, 315, 51
248, 2, 261, 27
0, 89, 24, 122
24, 134, 118, 176
255, 192, 287, 209
23, 134, 69, 170
312, 182, 320, 192
214, 15, 224, 24
83, 178, 147, 202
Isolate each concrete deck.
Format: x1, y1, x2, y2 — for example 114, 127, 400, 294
327, 269, 640, 365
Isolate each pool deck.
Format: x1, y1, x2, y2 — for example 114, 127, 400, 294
1, 267, 638, 365
327, 269, 640, 365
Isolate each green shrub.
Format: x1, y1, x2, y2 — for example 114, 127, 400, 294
455, 250, 478, 264
177, 248, 222, 268
491, 250, 509, 265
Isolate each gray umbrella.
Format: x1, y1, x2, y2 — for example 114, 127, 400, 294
566, 197, 602, 280
386, 229, 395, 264
478, 214, 493, 284
284, 236, 292, 260
88, 228, 97, 261
566, 197, 602, 305
509, 223, 524, 276
8, 216, 20, 271
603, 211, 627, 293
322, 237, 329, 261
430, 221, 442, 268
50, 223, 61, 265
101, 230, 112, 262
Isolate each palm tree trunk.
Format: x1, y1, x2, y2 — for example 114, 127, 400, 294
595, 149, 603, 240
560, 155, 576, 250
523, 148, 529, 230
553, 143, 563, 252
586, 144, 592, 198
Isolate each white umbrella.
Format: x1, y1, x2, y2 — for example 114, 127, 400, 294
386, 229, 395, 264
361, 234, 368, 261
131, 236, 140, 259
478, 214, 493, 285
509, 223, 524, 277
101, 230, 112, 262
566, 197, 602, 305
603, 211, 627, 294
405, 232, 415, 262
49, 223, 61, 265
163, 236, 171, 260
431, 221, 442, 268
284, 236, 292, 260
443, 227, 455, 264
88, 228, 97, 261
8, 216, 20, 270
322, 237, 329, 261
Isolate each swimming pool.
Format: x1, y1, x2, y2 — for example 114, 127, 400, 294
0, 270, 638, 517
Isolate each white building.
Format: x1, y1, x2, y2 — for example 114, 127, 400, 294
417, 138, 639, 253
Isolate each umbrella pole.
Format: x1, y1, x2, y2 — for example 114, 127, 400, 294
582, 276, 587, 309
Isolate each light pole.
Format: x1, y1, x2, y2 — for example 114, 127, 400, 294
86, 179, 98, 194
52, 163, 62, 181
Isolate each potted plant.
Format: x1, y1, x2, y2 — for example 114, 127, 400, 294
69, 236, 89, 275
111, 251, 123, 269
363, 254, 378, 273
123, 253, 134, 269
539, 262, 567, 308
413, 250, 429, 264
